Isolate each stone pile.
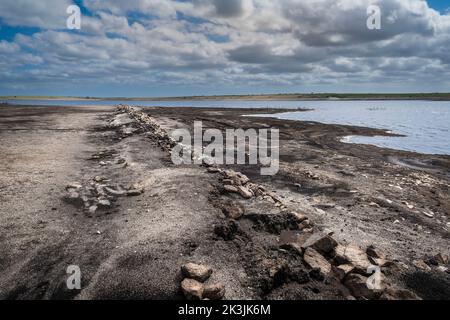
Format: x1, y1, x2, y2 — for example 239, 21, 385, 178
117, 105, 177, 150
65, 177, 144, 213
180, 263, 225, 300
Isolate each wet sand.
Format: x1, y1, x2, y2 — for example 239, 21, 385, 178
0, 104, 449, 300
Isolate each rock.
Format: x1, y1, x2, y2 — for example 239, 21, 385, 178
412, 260, 431, 271
279, 230, 309, 254
298, 219, 313, 231
301, 232, 338, 255
237, 173, 250, 185
335, 264, 354, 281
181, 263, 213, 282
380, 287, 421, 300
104, 186, 127, 196
237, 186, 253, 199
303, 247, 332, 276
366, 245, 384, 259
334, 243, 371, 272
437, 266, 448, 273
93, 176, 107, 182
89, 205, 98, 213
66, 182, 82, 190
207, 167, 221, 173
222, 179, 234, 186
366, 245, 386, 266
126, 188, 143, 196
98, 199, 111, 208
344, 274, 381, 300
181, 278, 204, 300
288, 211, 308, 223
203, 282, 225, 300
422, 210, 435, 218
214, 221, 238, 241
433, 253, 449, 265
224, 185, 239, 193
222, 204, 244, 220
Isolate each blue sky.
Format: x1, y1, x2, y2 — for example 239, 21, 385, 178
1, 0, 450, 97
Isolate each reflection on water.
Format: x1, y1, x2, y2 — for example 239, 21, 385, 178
5, 98, 450, 155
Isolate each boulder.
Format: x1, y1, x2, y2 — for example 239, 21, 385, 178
203, 282, 225, 300
181, 278, 204, 300
335, 243, 371, 272
181, 263, 213, 282
344, 274, 381, 300
303, 247, 331, 276
366, 245, 384, 259
335, 264, 354, 281
301, 232, 338, 255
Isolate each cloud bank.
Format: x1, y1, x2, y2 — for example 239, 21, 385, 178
0, 0, 449, 96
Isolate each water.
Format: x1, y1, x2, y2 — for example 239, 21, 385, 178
4, 99, 450, 155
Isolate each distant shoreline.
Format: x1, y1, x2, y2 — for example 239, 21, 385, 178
2, 93, 450, 101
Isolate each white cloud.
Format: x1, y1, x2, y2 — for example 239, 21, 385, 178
0, 0, 73, 29
1, 0, 450, 93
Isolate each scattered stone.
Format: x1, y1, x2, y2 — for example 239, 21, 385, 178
437, 266, 449, 273
288, 211, 308, 223
422, 210, 435, 218
412, 260, 431, 271
335, 264, 354, 281
66, 182, 82, 190
222, 204, 244, 220
207, 167, 221, 173
303, 247, 331, 276
126, 188, 144, 196
366, 245, 386, 266
433, 253, 449, 265
298, 219, 313, 231
344, 274, 381, 300
89, 205, 98, 214
279, 230, 309, 254
97, 199, 111, 208
104, 186, 127, 196
93, 176, 107, 182
237, 186, 253, 199
224, 185, 239, 193
203, 282, 225, 300
181, 263, 213, 282
181, 278, 204, 300
301, 232, 338, 255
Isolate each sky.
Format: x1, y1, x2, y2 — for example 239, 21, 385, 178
0, 0, 450, 97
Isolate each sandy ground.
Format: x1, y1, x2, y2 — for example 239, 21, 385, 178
0, 104, 449, 300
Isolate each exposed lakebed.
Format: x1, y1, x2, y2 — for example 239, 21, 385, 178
5, 99, 450, 155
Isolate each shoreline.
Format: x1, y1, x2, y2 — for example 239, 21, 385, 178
0, 104, 449, 300
3, 93, 450, 102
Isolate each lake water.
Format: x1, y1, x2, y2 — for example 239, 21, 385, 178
4, 99, 450, 156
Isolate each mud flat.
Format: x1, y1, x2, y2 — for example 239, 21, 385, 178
0, 103, 449, 300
